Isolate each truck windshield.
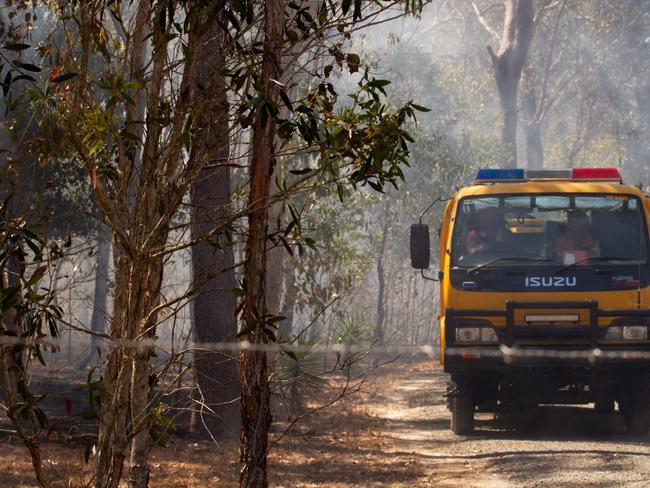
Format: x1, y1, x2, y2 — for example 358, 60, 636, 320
451, 194, 648, 268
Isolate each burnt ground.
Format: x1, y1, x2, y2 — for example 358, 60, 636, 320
1, 360, 650, 487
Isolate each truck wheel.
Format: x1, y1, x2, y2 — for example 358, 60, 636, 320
623, 384, 650, 436
450, 379, 475, 435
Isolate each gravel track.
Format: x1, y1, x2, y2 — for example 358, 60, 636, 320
367, 364, 650, 487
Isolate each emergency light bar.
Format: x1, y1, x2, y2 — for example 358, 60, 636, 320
475, 168, 621, 183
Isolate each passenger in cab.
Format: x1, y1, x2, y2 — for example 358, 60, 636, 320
466, 207, 508, 255
555, 210, 600, 264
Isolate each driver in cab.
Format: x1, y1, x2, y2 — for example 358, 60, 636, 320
555, 210, 600, 264
466, 207, 508, 255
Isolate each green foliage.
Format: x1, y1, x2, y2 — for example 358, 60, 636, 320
0, 200, 63, 451
277, 338, 325, 394
0, 210, 63, 357
286, 189, 374, 320
277, 68, 427, 195
148, 403, 176, 448
75, 365, 105, 421
335, 314, 373, 345
0, 6, 100, 237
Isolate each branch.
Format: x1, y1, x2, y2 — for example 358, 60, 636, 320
471, 2, 500, 42
534, 0, 562, 25
535, 0, 568, 121
487, 44, 499, 66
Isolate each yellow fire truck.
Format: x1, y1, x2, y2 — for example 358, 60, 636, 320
410, 168, 650, 435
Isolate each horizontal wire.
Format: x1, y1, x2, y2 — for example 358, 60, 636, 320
2, 335, 650, 360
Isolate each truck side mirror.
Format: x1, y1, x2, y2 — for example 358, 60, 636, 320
410, 223, 431, 269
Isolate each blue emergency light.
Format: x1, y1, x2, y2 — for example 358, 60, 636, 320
475, 168, 525, 181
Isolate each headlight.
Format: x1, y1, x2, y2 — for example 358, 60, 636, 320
624, 326, 648, 340
456, 327, 480, 342
605, 326, 648, 340
455, 327, 497, 343
480, 327, 498, 342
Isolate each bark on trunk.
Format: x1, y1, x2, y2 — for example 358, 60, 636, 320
94, 256, 132, 488
189, 8, 239, 439
240, 1, 284, 486
191, 172, 239, 439
487, 0, 535, 167
95, 249, 166, 488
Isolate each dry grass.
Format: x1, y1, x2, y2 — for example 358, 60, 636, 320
0, 360, 436, 487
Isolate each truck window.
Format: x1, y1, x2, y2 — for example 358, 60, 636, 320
451, 194, 648, 268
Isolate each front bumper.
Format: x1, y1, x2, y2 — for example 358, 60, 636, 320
444, 300, 650, 377
444, 345, 650, 377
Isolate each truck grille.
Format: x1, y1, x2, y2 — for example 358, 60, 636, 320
495, 326, 607, 342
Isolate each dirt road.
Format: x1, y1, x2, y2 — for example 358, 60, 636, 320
362, 362, 650, 487
2, 360, 650, 486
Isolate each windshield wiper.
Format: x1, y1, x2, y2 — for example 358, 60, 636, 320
557, 256, 639, 274
468, 257, 552, 274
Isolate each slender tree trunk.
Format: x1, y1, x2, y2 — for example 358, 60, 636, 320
374, 223, 388, 345
487, 0, 535, 167
82, 225, 110, 366
523, 71, 544, 169
127, 263, 164, 488
264, 0, 319, 326
265, 196, 284, 319
1, 255, 21, 397
387, 269, 396, 339
72, 1, 209, 486
277, 259, 296, 339
625, 0, 650, 181
95, 243, 167, 488
240, 0, 284, 486
189, 5, 239, 439
96, 3, 176, 484
0, 252, 49, 487
500, 86, 519, 166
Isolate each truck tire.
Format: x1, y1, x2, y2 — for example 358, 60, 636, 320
449, 379, 474, 435
623, 379, 650, 436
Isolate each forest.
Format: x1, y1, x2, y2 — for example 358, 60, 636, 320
1, 1, 650, 487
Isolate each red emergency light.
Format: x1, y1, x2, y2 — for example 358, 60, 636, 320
571, 168, 621, 180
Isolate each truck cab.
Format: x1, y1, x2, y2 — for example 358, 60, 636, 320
411, 168, 650, 435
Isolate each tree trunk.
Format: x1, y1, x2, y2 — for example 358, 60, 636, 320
264, 0, 319, 324
374, 223, 388, 346
522, 70, 544, 169
94, 243, 166, 488
69, 1, 217, 487
96, 4, 171, 485
624, 0, 650, 182
277, 260, 296, 340
239, 0, 284, 486
487, 0, 535, 167
82, 225, 111, 366
190, 165, 239, 440
126, 254, 166, 488
265, 193, 284, 319
189, 6, 239, 439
